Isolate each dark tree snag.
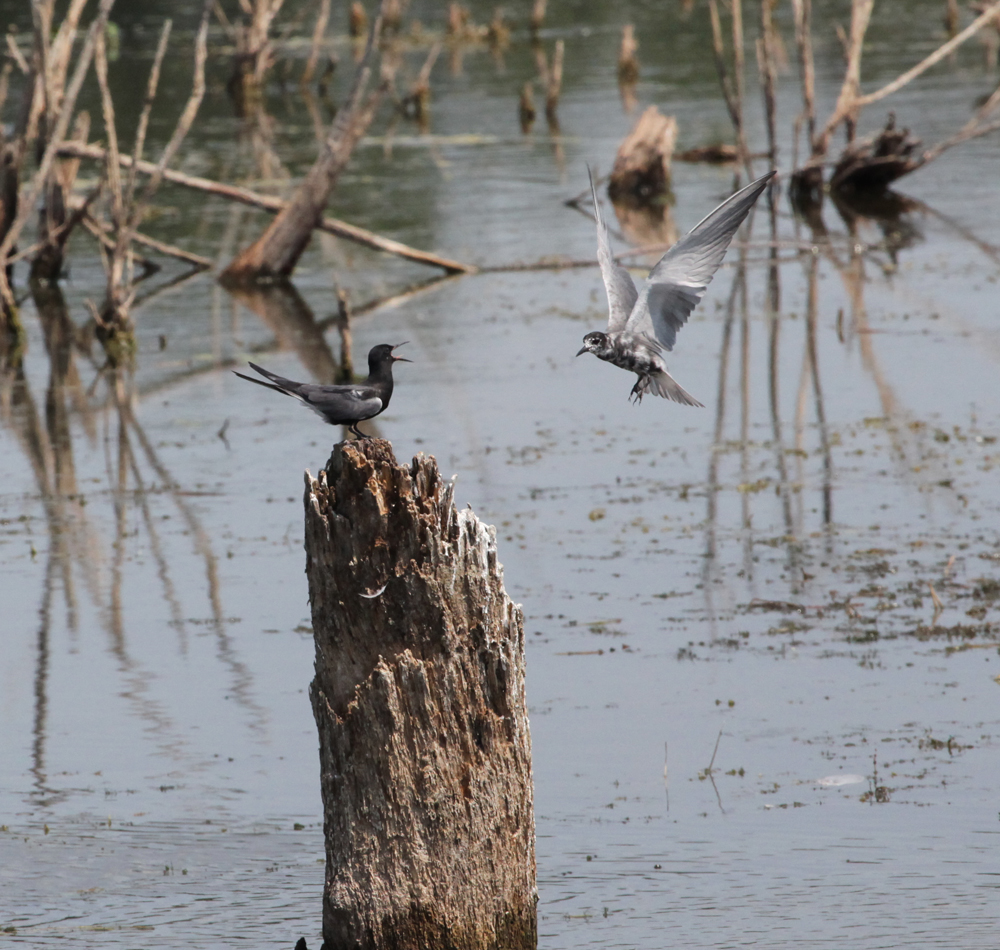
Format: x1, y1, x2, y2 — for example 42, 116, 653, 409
830, 112, 922, 192
220, 6, 389, 285
304, 440, 537, 950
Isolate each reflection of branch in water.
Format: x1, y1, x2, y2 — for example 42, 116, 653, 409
804, 254, 833, 528
703, 259, 747, 626
98, 373, 182, 757
118, 386, 268, 733
763, 184, 797, 580
738, 254, 752, 573
225, 281, 339, 383
826, 236, 954, 494
126, 447, 189, 652
909, 195, 1000, 267
31, 556, 63, 807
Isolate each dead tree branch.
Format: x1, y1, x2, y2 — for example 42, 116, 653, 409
55, 142, 476, 274
220, 0, 392, 284
0, 0, 117, 307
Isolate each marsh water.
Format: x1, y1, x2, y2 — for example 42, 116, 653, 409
2, 1, 1000, 946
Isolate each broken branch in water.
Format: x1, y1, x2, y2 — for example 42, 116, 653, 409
55, 141, 476, 274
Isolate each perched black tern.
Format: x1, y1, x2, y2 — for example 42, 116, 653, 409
577, 169, 775, 406
234, 343, 411, 440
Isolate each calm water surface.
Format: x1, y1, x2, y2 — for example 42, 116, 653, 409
2, 1, 1000, 947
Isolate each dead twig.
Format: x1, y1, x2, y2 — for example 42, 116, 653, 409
301, 0, 332, 85
545, 39, 564, 129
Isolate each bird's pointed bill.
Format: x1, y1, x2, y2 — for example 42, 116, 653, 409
391, 342, 412, 362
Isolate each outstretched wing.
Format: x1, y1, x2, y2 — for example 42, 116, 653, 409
625, 171, 774, 351
589, 167, 638, 333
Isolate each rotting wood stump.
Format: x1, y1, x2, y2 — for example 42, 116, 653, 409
304, 439, 536, 950
608, 105, 677, 205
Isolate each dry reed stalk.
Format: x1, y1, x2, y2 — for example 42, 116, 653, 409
401, 40, 441, 125
545, 39, 564, 128
530, 0, 546, 34
757, 0, 779, 166
519, 81, 536, 133
301, 0, 332, 85
707, 0, 752, 176
790, 0, 815, 167
618, 24, 639, 84
349, 1, 368, 38
0, 0, 115, 310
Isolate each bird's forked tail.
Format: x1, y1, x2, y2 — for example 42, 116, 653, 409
636, 370, 704, 407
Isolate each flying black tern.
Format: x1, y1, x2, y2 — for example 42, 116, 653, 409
234, 343, 411, 440
577, 169, 775, 406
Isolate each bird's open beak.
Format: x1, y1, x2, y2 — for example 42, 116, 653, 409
576, 346, 588, 357
391, 342, 412, 362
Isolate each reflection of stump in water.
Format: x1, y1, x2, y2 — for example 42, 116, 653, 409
611, 191, 678, 251
608, 106, 676, 205
223, 281, 339, 384
831, 187, 923, 262
305, 439, 536, 950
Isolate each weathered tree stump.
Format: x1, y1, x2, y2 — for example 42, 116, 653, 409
304, 439, 536, 950
608, 105, 677, 205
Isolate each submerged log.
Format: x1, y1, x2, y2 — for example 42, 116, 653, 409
304, 440, 537, 950
608, 105, 677, 205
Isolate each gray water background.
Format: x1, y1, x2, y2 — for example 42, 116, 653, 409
2, 1, 1000, 946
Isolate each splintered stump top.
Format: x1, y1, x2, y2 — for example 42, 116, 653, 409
304, 439, 536, 950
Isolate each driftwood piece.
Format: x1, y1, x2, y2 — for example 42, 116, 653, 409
675, 143, 740, 164
304, 440, 536, 950
608, 105, 677, 204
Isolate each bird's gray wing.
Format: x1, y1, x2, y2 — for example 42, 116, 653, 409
625, 171, 774, 350
589, 167, 638, 333
298, 385, 383, 422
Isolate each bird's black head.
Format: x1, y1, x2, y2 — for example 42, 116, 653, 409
576, 331, 608, 357
367, 342, 412, 370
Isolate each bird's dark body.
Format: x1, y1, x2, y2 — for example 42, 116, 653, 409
234, 343, 410, 440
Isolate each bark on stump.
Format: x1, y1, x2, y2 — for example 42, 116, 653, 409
304, 439, 536, 950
